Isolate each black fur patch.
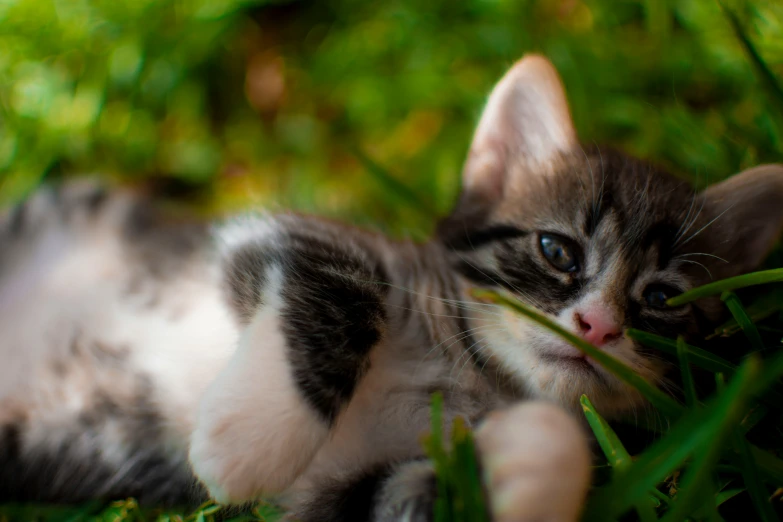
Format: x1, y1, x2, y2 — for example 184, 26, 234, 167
454, 260, 508, 290
444, 225, 529, 251
0, 372, 204, 506
280, 234, 389, 423
373, 460, 438, 522
295, 464, 395, 522
223, 244, 274, 322
121, 199, 209, 281
0, 420, 203, 507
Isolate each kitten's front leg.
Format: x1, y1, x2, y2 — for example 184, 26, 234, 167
188, 217, 389, 503
189, 283, 330, 503
373, 402, 591, 522
293, 402, 590, 522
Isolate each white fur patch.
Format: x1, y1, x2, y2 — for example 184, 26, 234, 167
188, 267, 329, 503
0, 204, 241, 459
214, 215, 280, 257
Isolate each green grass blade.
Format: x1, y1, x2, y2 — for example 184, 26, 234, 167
715, 488, 745, 506
662, 359, 760, 521
475, 289, 684, 418
718, 1, 783, 114
732, 431, 780, 522
582, 395, 660, 521
627, 329, 737, 375
730, 351, 783, 485
351, 147, 432, 216
630, 328, 783, 411
252, 501, 284, 522
677, 336, 698, 407
660, 391, 750, 522
690, 476, 723, 522
450, 417, 490, 522
423, 392, 452, 522
587, 355, 764, 518
722, 291, 765, 351
581, 395, 633, 470
708, 287, 783, 339
666, 268, 783, 307
636, 499, 659, 522
651, 488, 671, 507
740, 404, 768, 434
749, 444, 783, 485
423, 393, 489, 522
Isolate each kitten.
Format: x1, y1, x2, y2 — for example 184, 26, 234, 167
1, 55, 783, 522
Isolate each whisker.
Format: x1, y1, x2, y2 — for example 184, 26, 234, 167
417, 323, 504, 370
678, 202, 736, 248
674, 190, 706, 248
679, 259, 713, 280
385, 302, 502, 320
454, 335, 494, 383
675, 252, 729, 264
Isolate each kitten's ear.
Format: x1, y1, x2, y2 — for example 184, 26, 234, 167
462, 54, 578, 204
696, 164, 783, 278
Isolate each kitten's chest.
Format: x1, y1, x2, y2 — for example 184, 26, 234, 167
313, 285, 502, 459
292, 334, 501, 496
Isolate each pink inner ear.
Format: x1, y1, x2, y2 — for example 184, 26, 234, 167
461, 54, 579, 203
575, 308, 622, 347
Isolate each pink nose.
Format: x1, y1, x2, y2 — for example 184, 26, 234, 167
576, 311, 622, 346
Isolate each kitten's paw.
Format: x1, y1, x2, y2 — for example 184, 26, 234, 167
476, 402, 591, 522
188, 407, 328, 504
188, 307, 329, 504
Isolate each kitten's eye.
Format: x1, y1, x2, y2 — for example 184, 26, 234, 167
643, 285, 681, 309
539, 234, 579, 273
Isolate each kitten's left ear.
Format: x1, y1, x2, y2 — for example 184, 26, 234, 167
461, 54, 578, 206
696, 164, 783, 278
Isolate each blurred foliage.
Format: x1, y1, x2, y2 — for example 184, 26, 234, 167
1, 0, 783, 238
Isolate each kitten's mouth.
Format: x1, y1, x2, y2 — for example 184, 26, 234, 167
540, 352, 597, 373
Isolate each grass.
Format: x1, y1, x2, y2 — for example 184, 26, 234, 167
459, 273, 783, 522
3, 1, 783, 521
0, 499, 285, 522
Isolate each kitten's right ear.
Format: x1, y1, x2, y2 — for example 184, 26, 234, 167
461, 54, 578, 207
694, 164, 783, 279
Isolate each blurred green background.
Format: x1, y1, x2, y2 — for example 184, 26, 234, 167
1, 0, 782, 238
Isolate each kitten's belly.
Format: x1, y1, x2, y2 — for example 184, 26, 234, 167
0, 223, 239, 452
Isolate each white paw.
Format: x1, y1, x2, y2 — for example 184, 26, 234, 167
476, 402, 591, 522
188, 424, 243, 504
188, 306, 329, 504
188, 375, 330, 504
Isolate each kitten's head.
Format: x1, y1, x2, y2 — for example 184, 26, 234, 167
438, 55, 783, 417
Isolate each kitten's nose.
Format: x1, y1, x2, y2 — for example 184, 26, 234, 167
575, 311, 622, 346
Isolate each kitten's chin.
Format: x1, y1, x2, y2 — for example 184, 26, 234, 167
477, 321, 647, 418
530, 350, 646, 418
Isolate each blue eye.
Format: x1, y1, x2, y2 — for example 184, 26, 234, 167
644, 285, 680, 309
540, 234, 579, 273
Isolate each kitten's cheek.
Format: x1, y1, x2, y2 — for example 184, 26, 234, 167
476, 402, 591, 522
